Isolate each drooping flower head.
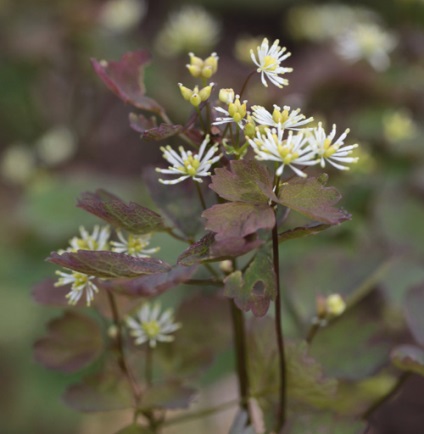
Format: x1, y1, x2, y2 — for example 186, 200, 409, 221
156, 135, 221, 184
55, 270, 99, 306
250, 38, 293, 88
126, 303, 181, 348
308, 123, 358, 170
249, 126, 316, 178
111, 230, 160, 258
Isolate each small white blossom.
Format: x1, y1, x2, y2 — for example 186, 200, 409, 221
252, 105, 314, 130
126, 303, 181, 348
214, 94, 248, 129
249, 125, 316, 178
250, 38, 293, 88
308, 123, 358, 170
156, 135, 221, 184
65, 225, 111, 252
335, 23, 397, 71
111, 230, 160, 258
55, 270, 99, 306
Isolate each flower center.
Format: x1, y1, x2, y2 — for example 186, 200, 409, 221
142, 320, 161, 338
127, 234, 149, 255
323, 138, 338, 157
181, 154, 201, 176
263, 55, 278, 71
73, 272, 90, 289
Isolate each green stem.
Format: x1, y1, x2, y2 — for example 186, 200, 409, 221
272, 221, 287, 432
106, 290, 142, 403
145, 345, 153, 387
238, 70, 256, 99
195, 182, 207, 210
230, 300, 251, 418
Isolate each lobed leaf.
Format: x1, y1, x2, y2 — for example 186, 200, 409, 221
63, 366, 134, 412
77, 189, 167, 234
91, 51, 164, 114
48, 250, 171, 278
277, 174, 351, 224
202, 202, 275, 240
224, 248, 276, 317
209, 160, 277, 204
100, 264, 197, 297
391, 345, 424, 377
139, 381, 196, 410
129, 113, 183, 140
177, 232, 216, 266
404, 283, 424, 346
34, 311, 103, 373
32, 278, 76, 307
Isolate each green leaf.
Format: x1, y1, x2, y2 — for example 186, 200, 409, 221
91, 51, 164, 114
129, 113, 183, 140
34, 311, 104, 373
63, 365, 134, 412
278, 223, 331, 243
48, 250, 171, 278
139, 381, 196, 410
277, 174, 351, 224
391, 345, 424, 376
77, 190, 167, 235
203, 202, 275, 240
115, 425, 154, 434
284, 411, 366, 434
404, 284, 424, 346
210, 159, 277, 204
224, 248, 276, 317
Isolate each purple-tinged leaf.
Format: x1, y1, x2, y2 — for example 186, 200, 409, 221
100, 265, 197, 297
77, 190, 167, 234
404, 283, 424, 346
144, 168, 207, 238
203, 202, 275, 241
177, 232, 216, 266
129, 113, 183, 141
63, 366, 134, 412
210, 160, 277, 204
140, 381, 196, 410
277, 174, 351, 224
224, 248, 276, 317
391, 345, 424, 376
32, 278, 76, 307
48, 250, 171, 278
210, 234, 263, 258
34, 311, 103, 373
278, 223, 331, 243
91, 51, 164, 114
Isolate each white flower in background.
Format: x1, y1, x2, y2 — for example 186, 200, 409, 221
250, 38, 293, 88
36, 125, 76, 166
66, 225, 111, 252
55, 270, 99, 306
249, 126, 316, 177
252, 105, 314, 130
308, 123, 358, 170
214, 93, 248, 129
126, 303, 181, 347
335, 22, 397, 71
99, 0, 147, 32
156, 135, 221, 184
155, 5, 220, 57
383, 109, 418, 143
0, 143, 35, 185
111, 230, 160, 257
234, 35, 265, 64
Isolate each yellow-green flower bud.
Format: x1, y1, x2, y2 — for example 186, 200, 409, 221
178, 83, 193, 101
272, 106, 289, 124
326, 294, 346, 317
186, 52, 219, 79
228, 97, 247, 121
244, 115, 256, 138
204, 52, 218, 75
186, 64, 202, 77
199, 83, 214, 101
219, 88, 235, 104
190, 92, 202, 106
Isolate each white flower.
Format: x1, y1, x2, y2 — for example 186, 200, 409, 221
308, 123, 358, 170
66, 225, 111, 252
111, 230, 160, 257
55, 270, 99, 306
156, 135, 221, 184
248, 126, 316, 177
250, 38, 293, 88
126, 303, 181, 347
213, 94, 248, 129
335, 23, 397, 71
252, 105, 314, 130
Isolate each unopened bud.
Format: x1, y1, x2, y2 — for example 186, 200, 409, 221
219, 260, 233, 274
219, 88, 235, 104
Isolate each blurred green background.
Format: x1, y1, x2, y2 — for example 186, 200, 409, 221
1, 0, 424, 433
